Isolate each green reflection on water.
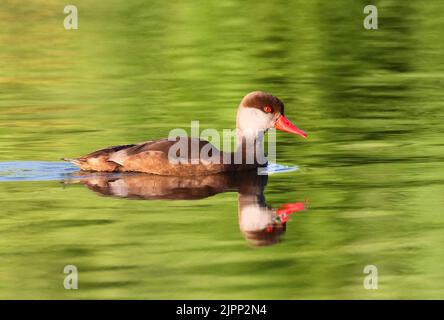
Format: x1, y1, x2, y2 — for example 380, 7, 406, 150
0, 0, 444, 299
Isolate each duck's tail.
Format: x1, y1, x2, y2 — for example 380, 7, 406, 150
61, 157, 82, 167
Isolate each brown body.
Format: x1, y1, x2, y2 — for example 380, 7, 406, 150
68, 137, 260, 176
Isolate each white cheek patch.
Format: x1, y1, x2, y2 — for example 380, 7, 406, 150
237, 107, 273, 132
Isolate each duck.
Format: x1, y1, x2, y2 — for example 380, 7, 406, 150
64, 170, 306, 246
63, 91, 307, 176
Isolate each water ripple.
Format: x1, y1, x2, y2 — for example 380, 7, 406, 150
0, 161, 298, 182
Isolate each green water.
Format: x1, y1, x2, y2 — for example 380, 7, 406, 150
1, 0, 444, 299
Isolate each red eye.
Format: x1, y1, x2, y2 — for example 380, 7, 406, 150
264, 106, 272, 113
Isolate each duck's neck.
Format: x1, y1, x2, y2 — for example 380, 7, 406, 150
234, 129, 267, 165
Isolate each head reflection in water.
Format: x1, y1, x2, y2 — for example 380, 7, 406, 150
64, 170, 306, 247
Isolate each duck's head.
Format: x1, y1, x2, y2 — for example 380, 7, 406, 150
236, 91, 307, 139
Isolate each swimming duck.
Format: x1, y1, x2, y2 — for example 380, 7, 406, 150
64, 91, 307, 176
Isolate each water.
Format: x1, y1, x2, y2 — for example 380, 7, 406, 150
0, 161, 78, 181
1, 0, 444, 299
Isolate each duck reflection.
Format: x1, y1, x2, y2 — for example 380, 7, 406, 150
64, 170, 306, 247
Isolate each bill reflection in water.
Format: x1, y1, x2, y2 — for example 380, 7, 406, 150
64, 170, 306, 247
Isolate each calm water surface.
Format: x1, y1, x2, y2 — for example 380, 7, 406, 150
0, 1, 443, 299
